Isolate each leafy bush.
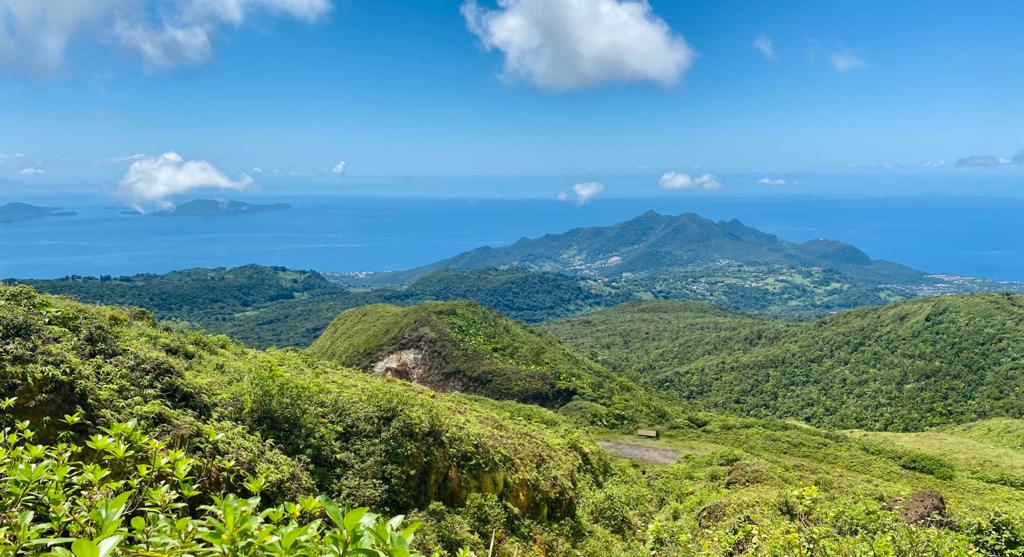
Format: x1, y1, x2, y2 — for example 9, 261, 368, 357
963, 512, 1024, 557
896, 452, 956, 480
0, 408, 443, 556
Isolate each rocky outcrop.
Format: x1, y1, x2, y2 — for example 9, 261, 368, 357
888, 490, 950, 527
372, 347, 426, 383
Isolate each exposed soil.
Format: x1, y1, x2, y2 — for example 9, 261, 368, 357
596, 440, 683, 465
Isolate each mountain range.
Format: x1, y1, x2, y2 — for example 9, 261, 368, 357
361, 210, 926, 285
12, 211, 1023, 348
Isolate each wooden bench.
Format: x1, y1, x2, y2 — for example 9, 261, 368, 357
635, 429, 659, 439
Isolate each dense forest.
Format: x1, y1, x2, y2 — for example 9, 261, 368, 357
545, 294, 1024, 431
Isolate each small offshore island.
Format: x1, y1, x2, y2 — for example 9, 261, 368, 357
124, 198, 292, 217
0, 202, 77, 223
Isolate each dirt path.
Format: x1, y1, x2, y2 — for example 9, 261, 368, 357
597, 440, 683, 465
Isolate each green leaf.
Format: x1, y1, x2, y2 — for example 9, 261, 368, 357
97, 536, 122, 557
343, 507, 369, 532
71, 539, 98, 557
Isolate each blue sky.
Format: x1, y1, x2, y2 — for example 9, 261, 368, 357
1, 0, 1023, 194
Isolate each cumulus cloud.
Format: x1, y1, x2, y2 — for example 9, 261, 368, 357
115, 151, 253, 211
461, 0, 694, 90
251, 166, 264, 174
558, 182, 604, 204
0, 0, 332, 73
330, 160, 347, 175
756, 177, 786, 185
658, 171, 722, 190
573, 182, 604, 203
830, 50, 866, 72
19, 167, 44, 176
752, 34, 776, 60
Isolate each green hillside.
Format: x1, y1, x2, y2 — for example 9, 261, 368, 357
16, 265, 634, 348
546, 294, 1024, 431
309, 300, 674, 426
391, 211, 924, 284
12, 264, 346, 325
541, 299, 794, 375
4, 286, 1024, 555
0, 285, 598, 517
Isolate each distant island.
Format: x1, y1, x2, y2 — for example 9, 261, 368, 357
0, 202, 77, 223
128, 199, 292, 217
954, 151, 1024, 167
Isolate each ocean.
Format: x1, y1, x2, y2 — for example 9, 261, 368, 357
2, 174, 1023, 281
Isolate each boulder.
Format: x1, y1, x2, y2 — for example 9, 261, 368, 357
888, 489, 950, 527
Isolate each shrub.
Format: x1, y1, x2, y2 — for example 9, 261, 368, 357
0, 408, 446, 556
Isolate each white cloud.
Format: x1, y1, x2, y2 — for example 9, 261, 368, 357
0, 152, 25, 164
830, 50, 866, 72
330, 160, 347, 175
96, 153, 147, 164
752, 34, 776, 60
461, 0, 694, 90
571, 182, 604, 204
555, 191, 570, 202
658, 171, 722, 190
19, 167, 44, 176
251, 166, 264, 174
0, 0, 332, 73
572, 182, 604, 203
115, 151, 253, 211
756, 177, 786, 185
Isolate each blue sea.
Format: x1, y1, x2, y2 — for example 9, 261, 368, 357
3, 172, 1024, 281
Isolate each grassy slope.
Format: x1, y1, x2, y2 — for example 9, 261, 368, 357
309, 300, 676, 427
0, 285, 601, 520
545, 294, 1024, 432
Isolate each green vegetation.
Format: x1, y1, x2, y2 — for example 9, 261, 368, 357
849, 418, 1024, 490
4, 286, 1024, 554
541, 299, 793, 375
393, 268, 632, 323
15, 266, 634, 348
383, 211, 924, 285
17, 212, 1024, 350
0, 286, 602, 535
309, 300, 675, 426
545, 294, 1024, 431
0, 409, 437, 556
11, 264, 346, 332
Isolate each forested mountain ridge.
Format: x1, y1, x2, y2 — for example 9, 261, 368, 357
13, 266, 631, 348
545, 293, 1024, 431
342, 210, 1023, 317
368, 210, 925, 284
11, 264, 346, 327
